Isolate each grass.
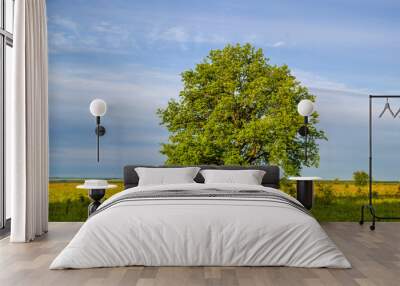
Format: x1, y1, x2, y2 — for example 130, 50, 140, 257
49, 180, 124, 221
49, 180, 400, 222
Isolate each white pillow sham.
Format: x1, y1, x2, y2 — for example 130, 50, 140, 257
135, 167, 200, 186
200, 169, 266, 185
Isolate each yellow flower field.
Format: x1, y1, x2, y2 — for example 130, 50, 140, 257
49, 180, 400, 222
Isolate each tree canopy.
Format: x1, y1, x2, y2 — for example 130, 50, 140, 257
157, 43, 326, 175
353, 171, 369, 187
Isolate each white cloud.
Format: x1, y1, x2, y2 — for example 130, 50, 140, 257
49, 15, 78, 33
92, 21, 132, 48
143, 12, 399, 50
293, 69, 370, 95
148, 26, 285, 49
271, 41, 285, 47
148, 25, 227, 48
193, 33, 226, 44
48, 3, 400, 57
93, 21, 121, 34
48, 17, 134, 54
49, 32, 75, 52
161, 26, 188, 43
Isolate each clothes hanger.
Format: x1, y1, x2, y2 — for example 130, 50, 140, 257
394, 107, 400, 118
379, 97, 395, 118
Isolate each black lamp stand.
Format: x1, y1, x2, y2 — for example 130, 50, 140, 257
298, 116, 309, 161
95, 116, 106, 162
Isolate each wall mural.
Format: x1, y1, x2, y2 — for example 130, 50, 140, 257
47, 0, 400, 221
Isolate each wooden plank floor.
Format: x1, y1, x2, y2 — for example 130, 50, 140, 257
0, 222, 399, 286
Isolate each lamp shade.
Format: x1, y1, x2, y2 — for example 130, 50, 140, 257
297, 99, 314, 116
90, 99, 107, 117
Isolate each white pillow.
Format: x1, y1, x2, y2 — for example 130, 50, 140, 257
200, 169, 266, 185
135, 167, 200, 186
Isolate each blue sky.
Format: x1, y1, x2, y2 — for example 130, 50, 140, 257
47, 0, 400, 180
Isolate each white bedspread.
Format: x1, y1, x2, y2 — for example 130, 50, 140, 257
50, 183, 351, 269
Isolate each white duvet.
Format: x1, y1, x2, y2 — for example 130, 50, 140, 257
50, 183, 351, 269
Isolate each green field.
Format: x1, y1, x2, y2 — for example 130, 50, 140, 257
49, 180, 400, 222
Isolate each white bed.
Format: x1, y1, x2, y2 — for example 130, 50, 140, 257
50, 183, 351, 269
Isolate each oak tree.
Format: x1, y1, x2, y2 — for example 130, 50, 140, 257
158, 43, 326, 175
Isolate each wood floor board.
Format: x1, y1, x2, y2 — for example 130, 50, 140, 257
0, 222, 399, 286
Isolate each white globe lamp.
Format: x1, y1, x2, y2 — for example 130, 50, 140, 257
89, 99, 107, 162
297, 99, 314, 116
90, 99, 107, 117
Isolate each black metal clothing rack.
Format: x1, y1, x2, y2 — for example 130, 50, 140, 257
360, 95, 400, 230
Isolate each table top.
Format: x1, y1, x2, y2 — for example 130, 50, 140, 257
76, 184, 117, 190
288, 176, 322, 181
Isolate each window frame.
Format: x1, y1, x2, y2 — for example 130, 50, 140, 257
0, 0, 13, 232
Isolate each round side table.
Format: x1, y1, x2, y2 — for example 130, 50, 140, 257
288, 177, 322, 210
77, 183, 117, 216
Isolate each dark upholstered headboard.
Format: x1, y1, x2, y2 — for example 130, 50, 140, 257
123, 165, 280, 189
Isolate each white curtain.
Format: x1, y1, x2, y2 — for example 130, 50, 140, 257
9, 0, 49, 242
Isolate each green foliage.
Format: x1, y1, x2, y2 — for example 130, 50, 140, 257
353, 170, 369, 187
353, 170, 369, 194
312, 197, 381, 222
316, 182, 335, 205
279, 177, 296, 197
157, 43, 326, 175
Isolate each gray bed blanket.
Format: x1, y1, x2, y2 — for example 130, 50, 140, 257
91, 188, 310, 217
